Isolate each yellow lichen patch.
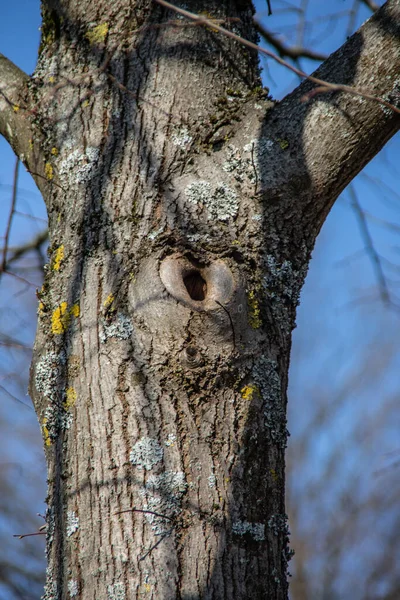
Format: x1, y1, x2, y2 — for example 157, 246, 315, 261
142, 584, 151, 593
51, 147, 58, 156
49, 76, 55, 83
247, 290, 262, 329
12, 105, 20, 112
52, 302, 80, 334
103, 294, 115, 308
270, 468, 278, 481
277, 138, 289, 150
70, 303, 80, 318
42, 418, 51, 446
45, 162, 54, 180
64, 387, 77, 410
241, 384, 260, 401
53, 244, 64, 271
85, 22, 109, 44
52, 301, 69, 334
38, 301, 45, 316
82, 99, 90, 108
29, 139, 34, 150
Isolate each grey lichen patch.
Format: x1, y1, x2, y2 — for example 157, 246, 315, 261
36, 350, 72, 444
185, 180, 239, 221
268, 513, 295, 579
35, 351, 66, 403
130, 437, 163, 471
223, 144, 248, 182
139, 470, 188, 535
59, 146, 100, 185
100, 313, 133, 343
43, 402, 73, 443
381, 77, 400, 116
232, 519, 265, 541
42, 565, 58, 600
253, 356, 288, 448
263, 255, 308, 336
171, 126, 192, 148
66, 511, 79, 536
67, 580, 79, 598
107, 583, 125, 600
45, 506, 55, 554
268, 513, 289, 537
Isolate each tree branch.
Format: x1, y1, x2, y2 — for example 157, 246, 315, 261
0, 55, 31, 157
0, 53, 47, 194
253, 21, 328, 62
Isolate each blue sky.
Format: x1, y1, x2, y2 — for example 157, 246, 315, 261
0, 1, 399, 597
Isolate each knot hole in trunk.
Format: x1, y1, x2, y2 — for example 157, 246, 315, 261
160, 255, 235, 311
183, 271, 207, 301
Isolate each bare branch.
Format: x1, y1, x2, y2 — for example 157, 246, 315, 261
254, 20, 328, 62
360, 0, 380, 11
4, 229, 48, 267
1, 158, 19, 280
348, 185, 391, 305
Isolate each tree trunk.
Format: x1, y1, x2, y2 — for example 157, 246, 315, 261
0, 0, 399, 598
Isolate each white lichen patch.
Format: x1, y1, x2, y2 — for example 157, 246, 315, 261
232, 519, 265, 541
107, 582, 125, 600
171, 127, 192, 148
130, 437, 163, 470
59, 146, 100, 185
139, 471, 188, 535
243, 138, 274, 155
66, 511, 79, 536
147, 225, 164, 241
165, 433, 176, 447
100, 313, 133, 343
208, 473, 216, 488
68, 579, 79, 597
185, 180, 238, 221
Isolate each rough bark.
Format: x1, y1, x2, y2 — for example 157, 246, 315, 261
0, 0, 399, 599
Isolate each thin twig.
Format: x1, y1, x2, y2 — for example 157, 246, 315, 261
139, 527, 174, 561
115, 508, 174, 521
254, 21, 327, 62
360, 0, 379, 11
5, 229, 48, 267
13, 530, 46, 540
155, 0, 400, 115
1, 158, 19, 276
348, 185, 390, 304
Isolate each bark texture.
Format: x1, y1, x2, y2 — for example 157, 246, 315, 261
0, 0, 399, 599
